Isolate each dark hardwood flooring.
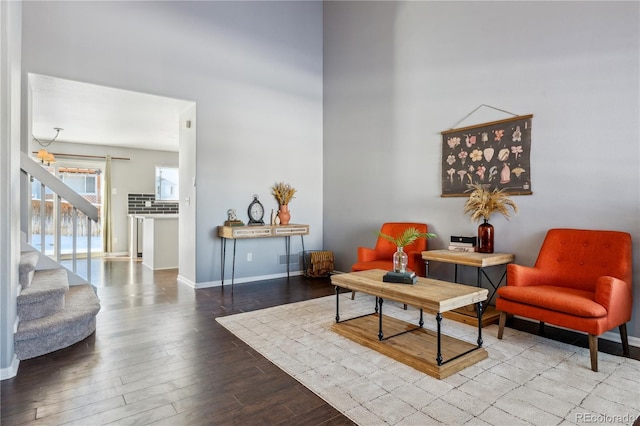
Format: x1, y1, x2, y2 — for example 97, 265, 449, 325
2, 259, 638, 425
2, 259, 353, 425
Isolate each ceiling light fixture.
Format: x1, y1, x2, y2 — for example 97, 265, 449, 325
33, 127, 63, 165
33, 127, 63, 147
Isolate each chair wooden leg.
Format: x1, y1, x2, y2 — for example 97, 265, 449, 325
620, 323, 630, 356
497, 311, 507, 339
588, 334, 598, 372
351, 291, 356, 300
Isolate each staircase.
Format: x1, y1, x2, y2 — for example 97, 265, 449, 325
16, 152, 102, 360
15, 251, 100, 360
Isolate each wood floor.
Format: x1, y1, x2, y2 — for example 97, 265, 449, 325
1, 259, 353, 425
2, 259, 638, 425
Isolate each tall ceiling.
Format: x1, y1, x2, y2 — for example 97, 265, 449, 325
30, 74, 193, 152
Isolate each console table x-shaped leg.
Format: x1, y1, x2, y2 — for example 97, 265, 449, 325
422, 250, 515, 314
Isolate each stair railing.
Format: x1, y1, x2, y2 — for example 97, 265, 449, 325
20, 152, 99, 282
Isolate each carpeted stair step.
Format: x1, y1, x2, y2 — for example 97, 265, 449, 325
15, 284, 101, 360
19, 251, 40, 289
17, 269, 69, 321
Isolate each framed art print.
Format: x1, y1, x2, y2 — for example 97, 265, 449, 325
441, 114, 533, 197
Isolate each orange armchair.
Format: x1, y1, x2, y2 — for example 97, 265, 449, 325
351, 222, 429, 277
496, 228, 633, 371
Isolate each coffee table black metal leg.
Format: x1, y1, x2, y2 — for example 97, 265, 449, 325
436, 312, 443, 366
374, 296, 379, 313
477, 301, 484, 347
378, 297, 384, 341
419, 309, 424, 328
335, 286, 341, 322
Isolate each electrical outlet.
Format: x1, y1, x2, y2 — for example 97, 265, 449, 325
247, 253, 252, 262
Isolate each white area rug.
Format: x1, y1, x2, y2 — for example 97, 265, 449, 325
216, 294, 640, 425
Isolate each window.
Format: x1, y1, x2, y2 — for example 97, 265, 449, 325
61, 173, 97, 195
155, 166, 179, 202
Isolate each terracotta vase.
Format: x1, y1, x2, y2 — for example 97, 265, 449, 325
278, 205, 291, 225
478, 219, 494, 253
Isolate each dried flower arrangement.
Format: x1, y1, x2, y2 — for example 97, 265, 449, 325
463, 184, 518, 222
271, 182, 297, 206
377, 227, 436, 248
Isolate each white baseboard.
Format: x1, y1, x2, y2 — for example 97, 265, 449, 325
177, 275, 196, 288
194, 271, 304, 289
104, 251, 129, 257
0, 354, 20, 381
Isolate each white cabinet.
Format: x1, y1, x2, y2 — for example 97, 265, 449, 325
133, 215, 179, 270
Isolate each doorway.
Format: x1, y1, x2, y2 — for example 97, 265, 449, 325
29, 73, 197, 282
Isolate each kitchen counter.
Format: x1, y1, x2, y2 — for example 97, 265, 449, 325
129, 214, 178, 270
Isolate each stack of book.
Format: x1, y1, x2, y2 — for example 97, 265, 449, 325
449, 236, 477, 252
383, 271, 418, 284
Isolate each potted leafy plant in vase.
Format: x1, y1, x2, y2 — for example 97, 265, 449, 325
378, 227, 436, 273
463, 184, 518, 253
271, 182, 296, 225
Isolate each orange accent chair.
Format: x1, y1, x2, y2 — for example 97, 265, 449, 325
351, 222, 429, 277
496, 229, 633, 372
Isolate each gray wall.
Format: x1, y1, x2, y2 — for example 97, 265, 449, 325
21, 1, 324, 285
323, 1, 640, 339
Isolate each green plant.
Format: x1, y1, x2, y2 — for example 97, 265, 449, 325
271, 182, 296, 205
377, 227, 436, 248
463, 184, 518, 222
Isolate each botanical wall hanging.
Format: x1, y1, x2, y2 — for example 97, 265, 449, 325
441, 114, 533, 197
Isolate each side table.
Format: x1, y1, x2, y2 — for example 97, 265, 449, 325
422, 250, 515, 327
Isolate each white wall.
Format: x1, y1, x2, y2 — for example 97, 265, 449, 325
34, 141, 179, 254
323, 1, 640, 339
21, 1, 324, 284
0, 0, 22, 379
178, 104, 197, 285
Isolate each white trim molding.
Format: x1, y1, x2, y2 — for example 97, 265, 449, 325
194, 271, 304, 289
0, 354, 19, 381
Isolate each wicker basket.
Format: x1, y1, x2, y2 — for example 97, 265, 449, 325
303, 250, 334, 278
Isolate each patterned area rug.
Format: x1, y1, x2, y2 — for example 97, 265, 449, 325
216, 293, 640, 425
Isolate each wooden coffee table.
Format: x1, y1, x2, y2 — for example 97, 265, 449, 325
331, 269, 488, 379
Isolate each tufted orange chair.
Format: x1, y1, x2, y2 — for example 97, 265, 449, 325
351, 222, 429, 277
496, 228, 633, 372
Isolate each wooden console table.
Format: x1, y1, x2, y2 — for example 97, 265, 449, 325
218, 224, 309, 287
422, 250, 515, 327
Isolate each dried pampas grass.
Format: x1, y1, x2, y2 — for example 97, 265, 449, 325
463, 184, 518, 222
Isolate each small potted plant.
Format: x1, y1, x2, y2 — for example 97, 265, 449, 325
378, 227, 436, 273
271, 182, 297, 225
463, 184, 518, 253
